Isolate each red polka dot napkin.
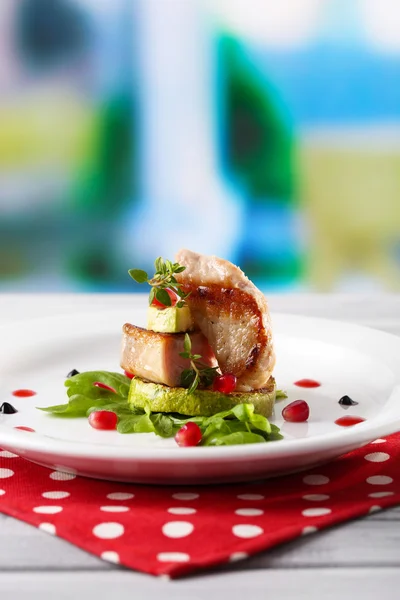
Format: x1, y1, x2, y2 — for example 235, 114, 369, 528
0, 433, 399, 578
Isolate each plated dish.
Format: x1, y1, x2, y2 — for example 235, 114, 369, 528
1, 250, 400, 484
41, 249, 288, 448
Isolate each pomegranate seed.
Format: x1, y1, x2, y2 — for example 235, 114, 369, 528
175, 422, 202, 447
124, 370, 135, 379
151, 288, 178, 308
93, 382, 117, 393
213, 373, 237, 394
88, 410, 118, 430
282, 400, 310, 423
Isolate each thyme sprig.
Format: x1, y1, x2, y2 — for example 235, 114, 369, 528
128, 257, 190, 307
179, 334, 219, 394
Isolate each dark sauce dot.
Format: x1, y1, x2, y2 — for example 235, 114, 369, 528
67, 369, 80, 378
339, 395, 359, 408
0, 402, 18, 414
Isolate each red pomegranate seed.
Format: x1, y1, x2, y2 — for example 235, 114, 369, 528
151, 288, 178, 308
93, 382, 117, 393
213, 373, 237, 394
175, 422, 202, 447
124, 370, 135, 379
282, 400, 310, 423
88, 410, 118, 430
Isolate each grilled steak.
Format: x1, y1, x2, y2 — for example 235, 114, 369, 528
121, 324, 217, 387
175, 249, 275, 391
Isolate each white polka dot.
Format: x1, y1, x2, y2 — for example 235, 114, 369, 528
0, 469, 14, 479
366, 475, 393, 486
302, 507, 331, 517
0, 451, 18, 458
369, 505, 381, 513
232, 524, 263, 538
235, 508, 264, 517
237, 494, 264, 500
302, 526, 318, 535
368, 491, 394, 498
106, 492, 134, 501
364, 452, 390, 463
303, 474, 329, 486
33, 506, 63, 514
157, 552, 190, 563
49, 471, 76, 481
302, 494, 330, 502
172, 493, 199, 501
162, 521, 194, 538
372, 438, 386, 444
93, 522, 124, 539
229, 552, 249, 562
101, 551, 120, 564
100, 506, 130, 513
0, 489, 5, 496
42, 491, 70, 500
167, 507, 197, 515
38, 523, 56, 535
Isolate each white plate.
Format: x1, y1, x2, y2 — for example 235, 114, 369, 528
1, 309, 400, 484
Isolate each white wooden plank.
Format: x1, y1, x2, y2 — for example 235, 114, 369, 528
0, 513, 400, 570
0, 568, 399, 600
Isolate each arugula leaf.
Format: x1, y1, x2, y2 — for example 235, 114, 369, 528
39, 370, 283, 446
205, 431, 267, 446
117, 415, 147, 434
150, 413, 177, 438
40, 371, 131, 418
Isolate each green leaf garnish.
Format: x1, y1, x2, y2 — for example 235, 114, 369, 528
38, 370, 283, 446
128, 257, 190, 307
128, 269, 148, 284
155, 288, 172, 307
179, 334, 219, 394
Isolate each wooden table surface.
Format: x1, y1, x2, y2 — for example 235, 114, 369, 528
1, 293, 400, 600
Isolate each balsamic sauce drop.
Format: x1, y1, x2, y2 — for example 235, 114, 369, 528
0, 402, 18, 414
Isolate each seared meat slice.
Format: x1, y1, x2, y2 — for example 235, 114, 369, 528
175, 249, 275, 392
121, 324, 217, 387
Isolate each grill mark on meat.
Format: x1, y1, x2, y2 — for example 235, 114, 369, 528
181, 284, 264, 322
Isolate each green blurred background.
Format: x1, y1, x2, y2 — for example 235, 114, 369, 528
1, 0, 400, 292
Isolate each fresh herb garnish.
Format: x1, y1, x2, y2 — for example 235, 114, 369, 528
128, 257, 190, 308
38, 370, 283, 445
179, 334, 219, 394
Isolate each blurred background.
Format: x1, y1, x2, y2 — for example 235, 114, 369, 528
1, 0, 400, 293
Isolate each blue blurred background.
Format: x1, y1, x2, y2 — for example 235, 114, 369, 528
1, 0, 400, 293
